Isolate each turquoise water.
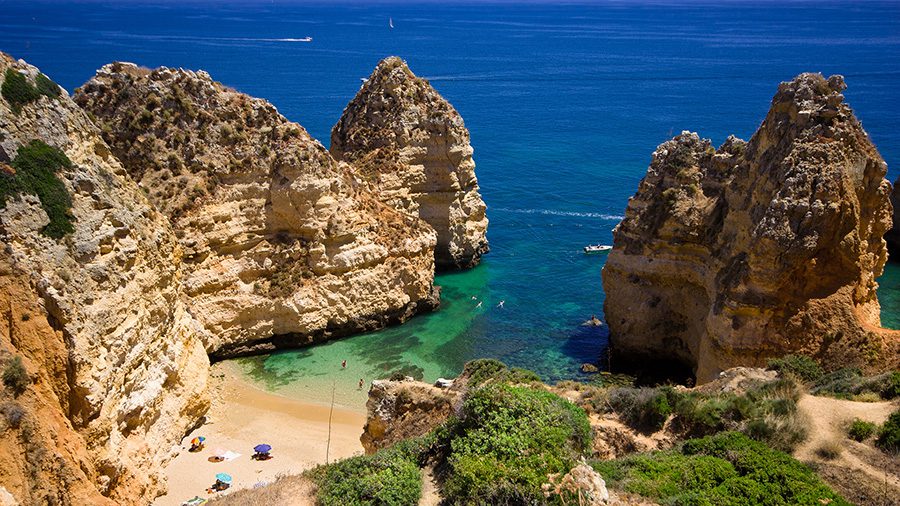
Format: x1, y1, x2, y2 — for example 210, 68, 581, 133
3, 1, 899, 409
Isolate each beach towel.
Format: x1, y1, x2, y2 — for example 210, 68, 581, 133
221, 451, 241, 461
181, 497, 206, 506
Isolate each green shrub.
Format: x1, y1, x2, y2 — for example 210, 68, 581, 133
847, 418, 877, 442
460, 358, 540, 387
34, 73, 61, 98
767, 355, 823, 382
0, 140, 74, 238
440, 383, 591, 505
1, 69, 60, 113
312, 442, 423, 506
2, 69, 40, 113
665, 377, 806, 452
810, 367, 862, 397
876, 409, 900, 454
607, 387, 674, 433
877, 370, 900, 399
460, 358, 507, 386
2, 356, 29, 394
807, 368, 900, 401
594, 432, 849, 506
671, 392, 747, 437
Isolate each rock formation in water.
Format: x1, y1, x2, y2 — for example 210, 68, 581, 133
75, 63, 439, 358
603, 73, 899, 382
0, 53, 208, 503
331, 57, 489, 270
885, 181, 900, 260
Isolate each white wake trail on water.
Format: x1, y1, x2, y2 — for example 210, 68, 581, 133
494, 207, 623, 220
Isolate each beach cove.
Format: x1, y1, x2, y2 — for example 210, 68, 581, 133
154, 362, 366, 505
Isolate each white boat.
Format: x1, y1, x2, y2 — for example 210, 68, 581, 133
584, 244, 612, 254
389, 17, 394, 29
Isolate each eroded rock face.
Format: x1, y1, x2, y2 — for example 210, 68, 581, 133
331, 57, 489, 270
886, 180, 900, 260
75, 63, 438, 357
0, 53, 209, 503
361, 378, 460, 454
603, 73, 898, 383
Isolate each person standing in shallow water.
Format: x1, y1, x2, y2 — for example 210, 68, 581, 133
358, 378, 364, 390
341, 360, 346, 369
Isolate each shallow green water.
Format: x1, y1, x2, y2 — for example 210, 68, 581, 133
878, 263, 900, 330
236, 264, 499, 408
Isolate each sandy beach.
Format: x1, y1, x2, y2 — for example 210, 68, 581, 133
153, 362, 367, 506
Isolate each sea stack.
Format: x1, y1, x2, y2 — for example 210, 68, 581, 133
0, 53, 208, 503
75, 62, 439, 358
885, 181, 900, 259
602, 73, 899, 382
331, 57, 489, 270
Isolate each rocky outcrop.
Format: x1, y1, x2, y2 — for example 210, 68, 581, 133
361, 378, 460, 454
886, 180, 900, 260
331, 57, 489, 270
603, 73, 899, 383
0, 257, 114, 506
75, 63, 439, 358
0, 53, 209, 503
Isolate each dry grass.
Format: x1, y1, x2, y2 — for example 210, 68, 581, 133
206, 474, 315, 506
815, 440, 844, 460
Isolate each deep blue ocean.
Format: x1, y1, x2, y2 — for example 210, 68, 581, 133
3, 0, 899, 408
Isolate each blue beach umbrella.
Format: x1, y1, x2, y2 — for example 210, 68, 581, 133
254, 444, 271, 453
215, 473, 232, 484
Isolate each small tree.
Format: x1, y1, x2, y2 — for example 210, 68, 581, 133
2, 356, 29, 395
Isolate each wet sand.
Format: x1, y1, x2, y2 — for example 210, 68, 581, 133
153, 362, 366, 505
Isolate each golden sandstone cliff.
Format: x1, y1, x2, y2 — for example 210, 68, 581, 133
0, 54, 208, 503
331, 57, 489, 270
74, 63, 439, 358
0, 53, 485, 504
603, 73, 900, 383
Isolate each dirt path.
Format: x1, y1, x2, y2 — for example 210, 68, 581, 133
419, 464, 442, 506
794, 394, 899, 499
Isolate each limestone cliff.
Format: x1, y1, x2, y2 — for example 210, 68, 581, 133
603, 73, 899, 382
75, 63, 438, 357
331, 57, 489, 270
361, 378, 460, 454
885, 180, 900, 260
0, 53, 209, 503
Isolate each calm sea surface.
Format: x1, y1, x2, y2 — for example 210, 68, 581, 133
3, 0, 899, 408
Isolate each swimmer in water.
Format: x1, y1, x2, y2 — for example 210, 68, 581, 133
497, 300, 505, 308
475, 301, 483, 309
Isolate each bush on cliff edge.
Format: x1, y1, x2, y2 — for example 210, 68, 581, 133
439, 383, 592, 505
592, 432, 850, 506
310, 436, 427, 506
